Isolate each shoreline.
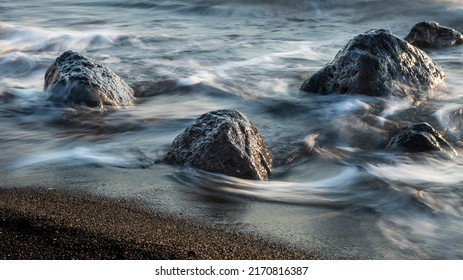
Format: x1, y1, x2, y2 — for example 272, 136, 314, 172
0, 187, 318, 260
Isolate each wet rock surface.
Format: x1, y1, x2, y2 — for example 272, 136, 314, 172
44, 50, 134, 109
386, 122, 457, 157
166, 109, 272, 180
405, 21, 463, 49
300, 29, 444, 100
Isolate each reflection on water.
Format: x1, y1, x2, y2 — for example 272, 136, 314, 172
2, 0, 463, 259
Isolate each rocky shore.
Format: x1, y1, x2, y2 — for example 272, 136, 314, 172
3, 20, 463, 260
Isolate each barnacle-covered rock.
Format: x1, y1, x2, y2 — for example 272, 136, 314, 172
386, 122, 457, 157
45, 50, 134, 109
166, 109, 273, 180
405, 21, 463, 49
301, 29, 444, 101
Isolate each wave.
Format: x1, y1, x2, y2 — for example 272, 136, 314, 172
154, 0, 463, 24
0, 21, 137, 55
10, 145, 155, 169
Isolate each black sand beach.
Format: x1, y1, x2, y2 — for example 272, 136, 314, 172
0, 187, 316, 260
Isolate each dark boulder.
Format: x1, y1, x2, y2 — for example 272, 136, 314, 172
300, 29, 444, 100
44, 50, 134, 109
131, 80, 177, 98
405, 21, 463, 49
166, 109, 273, 181
386, 122, 457, 157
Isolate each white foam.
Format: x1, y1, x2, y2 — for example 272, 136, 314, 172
13, 146, 137, 168
380, 96, 412, 119
434, 104, 463, 137
366, 158, 463, 185
176, 71, 213, 86
321, 97, 371, 118
0, 21, 119, 54
203, 166, 362, 205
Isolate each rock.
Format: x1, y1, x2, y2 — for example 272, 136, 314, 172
300, 29, 444, 100
386, 122, 457, 157
44, 50, 134, 109
166, 109, 272, 180
0, 91, 14, 103
405, 21, 463, 49
131, 80, 177, 98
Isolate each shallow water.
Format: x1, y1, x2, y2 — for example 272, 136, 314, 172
2, 0, 463, 259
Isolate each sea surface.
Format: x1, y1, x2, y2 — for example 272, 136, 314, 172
2, 0, 463, 259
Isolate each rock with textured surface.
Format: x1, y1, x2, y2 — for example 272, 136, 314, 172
44, 50, 134, 109
386, 122, 457, 157
300, 29, 444, 100
166, 109, 272, 180
405, 21, 463, 49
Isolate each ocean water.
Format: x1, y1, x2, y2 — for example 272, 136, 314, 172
2, 0, 463, 259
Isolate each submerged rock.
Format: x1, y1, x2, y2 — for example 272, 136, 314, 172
405, 21, 463, 49
300, 29, 444, 100
131, 80, 178, 98
166, 109, 272, 180
386, 122, 457, 157
44, 50, 134, 109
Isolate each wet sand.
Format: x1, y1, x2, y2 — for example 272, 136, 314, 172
0, 187, 317, 260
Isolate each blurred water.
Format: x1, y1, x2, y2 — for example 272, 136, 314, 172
2, 0, 463, 259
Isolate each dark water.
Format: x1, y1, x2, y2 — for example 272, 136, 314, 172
2, 0, 463, 259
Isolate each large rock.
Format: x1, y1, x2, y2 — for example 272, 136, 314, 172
44, 50, 134, 109
166, 109, 273, 181
405, 21, 463, 49
300, 29, 444, 100
386, 122, 457, 157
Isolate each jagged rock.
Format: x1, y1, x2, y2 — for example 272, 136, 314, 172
386, 122, 457, 157
405, 21, 463, 49
44, 50, 134, 109
300, 29, 444, 100
166, 109, 272, 180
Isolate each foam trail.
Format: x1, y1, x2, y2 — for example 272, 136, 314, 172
366, 158, 463, 185
177, 166, 362, 205
12, 146, 139, 168
0, 22, 120, 54
380, 96, 412, 119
